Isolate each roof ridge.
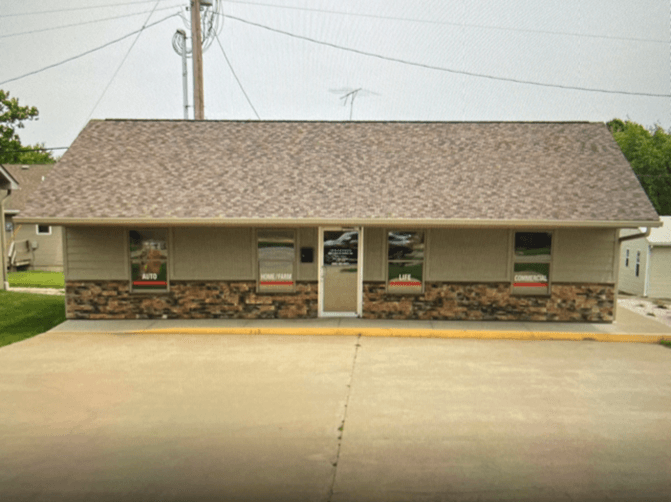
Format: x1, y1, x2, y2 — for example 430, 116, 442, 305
99, 118, 600, 125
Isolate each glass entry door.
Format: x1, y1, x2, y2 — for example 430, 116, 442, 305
319, 228, 363, 316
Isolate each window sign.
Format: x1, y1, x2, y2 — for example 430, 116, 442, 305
513, 263, 549, 290
129, 229, 168, 292
323, 231, 358, 266
387, 231, 424, 294
512, 232, 551, 295
258, 230, 295, 292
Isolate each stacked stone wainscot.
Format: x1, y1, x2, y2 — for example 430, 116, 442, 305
364, 282, 614, 322
66, 281, 318, 320
66, 281, 614, 322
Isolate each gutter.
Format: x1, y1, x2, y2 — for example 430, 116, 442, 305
12, 216, 666, 229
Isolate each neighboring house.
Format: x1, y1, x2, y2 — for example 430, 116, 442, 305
15, 120, 660, 322
1, 164, 21, 288
2, 164, 63, 272
619, 216, 671, 299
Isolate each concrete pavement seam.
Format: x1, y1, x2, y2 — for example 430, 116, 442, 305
327, 333, 361, 502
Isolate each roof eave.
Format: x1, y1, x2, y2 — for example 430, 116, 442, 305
0, 164, 21, 190
12, 216, 663, 228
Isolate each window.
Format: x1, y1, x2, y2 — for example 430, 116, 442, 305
387, 231, 424, 294
129, 229, 168, 292
625, 249, 629, 267
513, 232, 552, 295
36, 225, 51, 235
258, 229, 295, 293
636, 251, 640, 277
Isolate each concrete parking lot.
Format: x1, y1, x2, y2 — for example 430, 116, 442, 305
1, 332, 670, 501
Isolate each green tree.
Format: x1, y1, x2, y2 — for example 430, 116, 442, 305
608, 119, 671, 215
0, 89, 55, 164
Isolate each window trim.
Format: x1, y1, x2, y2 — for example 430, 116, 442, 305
385, 229, 425, 295
256, 228, 297, 294
36, 224, 51, 236
635, 250, 640, 277
511, 230, 552, 296
129, 228, 170, 294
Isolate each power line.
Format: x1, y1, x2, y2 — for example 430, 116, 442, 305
214, 32, 260, 119
221, 13, 671, 99
84, 1, 164, 123
1, 147, 69, 153
0, 4, 184, 39
0, 13, 180, 86
220, 0, 668, 45
0, 0, 171, 18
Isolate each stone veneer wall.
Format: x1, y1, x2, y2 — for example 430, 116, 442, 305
364, 282, 614, 322
66, 281, 318, 320
66, 280, 614, 322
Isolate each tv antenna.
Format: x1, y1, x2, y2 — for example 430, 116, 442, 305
329, 87, 379, 120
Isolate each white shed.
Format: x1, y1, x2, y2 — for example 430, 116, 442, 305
619, 216, 671, 298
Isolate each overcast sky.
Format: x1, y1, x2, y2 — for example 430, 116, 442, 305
1, 0, 669, 152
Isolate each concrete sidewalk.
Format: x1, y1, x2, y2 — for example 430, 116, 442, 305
49, 306, 671, 343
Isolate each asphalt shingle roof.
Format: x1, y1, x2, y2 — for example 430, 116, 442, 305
18, 120, 659, 224
2, 164, 55, 213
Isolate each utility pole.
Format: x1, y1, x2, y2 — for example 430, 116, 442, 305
191, 0, 205, 119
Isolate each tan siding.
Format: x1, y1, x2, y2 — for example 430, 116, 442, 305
298, 227, 317, 281
617, 233, 648, 295
172, 227, 254, 280
65, 227, 127, 280
649, 248, 671, 298
427, 229, 509, 281
363, 227, 385, 281
13, 225, 63, 271
553, 229, 617, 284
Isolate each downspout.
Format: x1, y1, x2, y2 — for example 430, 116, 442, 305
618, 227, 651, 243
1, 189, 11, 290
644, 244, 652, 297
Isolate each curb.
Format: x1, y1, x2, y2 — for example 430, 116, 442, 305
98, 327, 671, 343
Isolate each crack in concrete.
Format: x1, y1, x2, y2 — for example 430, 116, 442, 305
326, 333, 361, 502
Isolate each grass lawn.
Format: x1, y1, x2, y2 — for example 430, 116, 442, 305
8, 271, 65, 289
0, 291, 66, 348
661, 340, 671, 349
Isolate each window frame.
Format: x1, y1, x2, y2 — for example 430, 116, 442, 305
385, 229, 425, 295
36, 224, 51, 235
635, 251, 641, 277
256, 228, 297, 294
129, 228, 170, 294
625, 249, 629, 267
511, 231, 552, 296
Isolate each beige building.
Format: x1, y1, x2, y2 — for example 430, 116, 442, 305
619, 216, 671, 299
16, 120, 660, 322
2, 164, 63, 272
